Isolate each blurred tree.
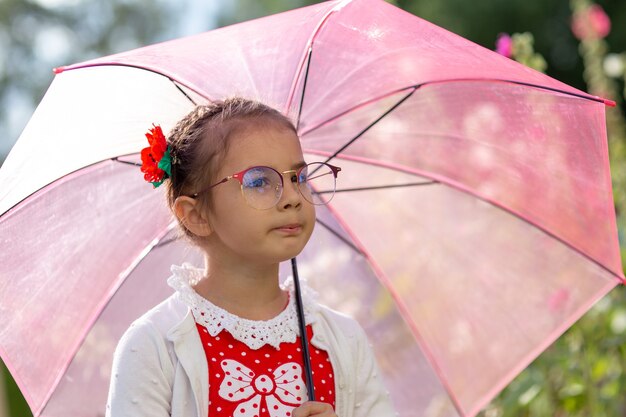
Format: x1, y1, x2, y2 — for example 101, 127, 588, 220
0, 0, 171, 165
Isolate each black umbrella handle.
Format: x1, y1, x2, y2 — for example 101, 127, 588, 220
291, 257, 316, 402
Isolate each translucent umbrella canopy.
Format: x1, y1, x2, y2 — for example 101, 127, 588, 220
0, 1, 623, 416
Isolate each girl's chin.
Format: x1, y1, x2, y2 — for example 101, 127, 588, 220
278, 247, 306, 262
272, 242, 308, 263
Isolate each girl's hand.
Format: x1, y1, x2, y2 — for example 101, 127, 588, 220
293, 401, 337, 417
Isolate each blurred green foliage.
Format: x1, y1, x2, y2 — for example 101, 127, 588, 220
1, 0, 625, 416
1, 361, 27, 417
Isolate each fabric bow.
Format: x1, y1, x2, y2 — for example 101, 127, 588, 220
219, 359, 307, 416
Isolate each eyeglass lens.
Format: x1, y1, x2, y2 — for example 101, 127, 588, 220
241, 163, 337, 209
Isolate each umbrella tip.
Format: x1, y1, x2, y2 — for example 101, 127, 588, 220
53, 66, 66, 74
602, 98, 617, 107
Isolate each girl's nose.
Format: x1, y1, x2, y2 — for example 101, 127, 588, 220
279, 176, 302, 210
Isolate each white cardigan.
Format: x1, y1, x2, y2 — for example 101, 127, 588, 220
106, 291, 396, 417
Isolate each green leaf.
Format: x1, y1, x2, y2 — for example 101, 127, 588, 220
157, 148, 172, 178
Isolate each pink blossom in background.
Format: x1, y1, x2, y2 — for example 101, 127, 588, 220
495, 33, 513, 58
571, 4, 611, 40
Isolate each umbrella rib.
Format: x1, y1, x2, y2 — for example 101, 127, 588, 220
315, 217, 364, 256
154, 236, 179, 248
321, 87, 417, 167
301, 78, 612, 138
502, 79, 613, 106
285, 0, 349, 115
170, 79, 198, 105
326, 181, 438, 194
301, 86, 417, 137
295, 47, 313, 131
112, 157, 141, 167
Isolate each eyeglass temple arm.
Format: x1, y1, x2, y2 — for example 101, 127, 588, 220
191, 176, 232, 198
331, 165, 341, 176
307, 164, 341, 181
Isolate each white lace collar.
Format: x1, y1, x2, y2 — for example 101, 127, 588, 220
167, 263, 317, 350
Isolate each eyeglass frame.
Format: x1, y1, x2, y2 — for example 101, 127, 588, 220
188, 162, 341, 209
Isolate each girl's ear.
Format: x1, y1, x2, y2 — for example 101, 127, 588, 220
173, 196, 213, 237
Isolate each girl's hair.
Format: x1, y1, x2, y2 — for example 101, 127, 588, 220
165, 97, 296, 242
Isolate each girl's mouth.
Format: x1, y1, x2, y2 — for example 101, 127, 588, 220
274, 224, 303, 234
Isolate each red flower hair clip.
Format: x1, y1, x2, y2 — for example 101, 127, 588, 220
140, 124, 172, 188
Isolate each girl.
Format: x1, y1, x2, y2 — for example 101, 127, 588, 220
106, 98, 395, 417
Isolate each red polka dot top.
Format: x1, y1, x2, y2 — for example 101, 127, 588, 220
167, 265, 335, 417
196, 323, 335, 417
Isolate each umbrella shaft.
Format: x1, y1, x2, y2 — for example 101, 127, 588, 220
291, 257, 316, 401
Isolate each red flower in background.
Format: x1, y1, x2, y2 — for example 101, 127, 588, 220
140, 124, 167, 183
571, 4, 611, 40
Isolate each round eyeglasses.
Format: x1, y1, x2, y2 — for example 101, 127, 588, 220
189, 162, 341, 210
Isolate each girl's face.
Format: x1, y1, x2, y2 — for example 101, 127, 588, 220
204, 122, 316, 265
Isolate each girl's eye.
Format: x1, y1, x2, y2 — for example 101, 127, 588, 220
247, 177, 271, 188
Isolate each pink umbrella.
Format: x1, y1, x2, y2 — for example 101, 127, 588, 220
0, 0, 623, 416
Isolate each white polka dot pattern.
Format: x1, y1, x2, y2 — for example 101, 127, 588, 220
197, 323, 335, 417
